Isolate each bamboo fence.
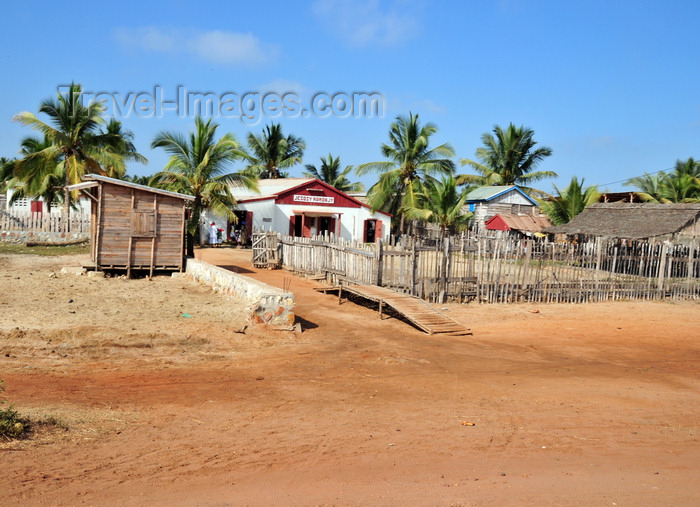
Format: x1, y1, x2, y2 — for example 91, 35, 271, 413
252, 231, 700, 304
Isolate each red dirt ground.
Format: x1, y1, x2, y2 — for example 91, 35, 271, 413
0, 247, 698, 506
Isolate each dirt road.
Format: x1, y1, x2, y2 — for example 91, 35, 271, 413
1, 248, 698, 506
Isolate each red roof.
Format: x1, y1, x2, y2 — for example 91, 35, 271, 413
485, 213, 552, 233
234, 178, 391, 218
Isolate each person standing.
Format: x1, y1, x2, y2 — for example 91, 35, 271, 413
209, 222, 218, 246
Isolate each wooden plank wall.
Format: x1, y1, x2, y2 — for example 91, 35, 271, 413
96, 183, 186, 270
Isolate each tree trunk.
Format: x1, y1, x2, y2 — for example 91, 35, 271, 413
63, 169, 71, 233
186, 232, 195, 257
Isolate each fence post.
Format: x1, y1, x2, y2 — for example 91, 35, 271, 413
438, 235, 449, 304
521, 240, 532, 302
657, 243, 668, 297
376, 238, 383, 286
594, 238, 603, 299
411, 241, 418, 296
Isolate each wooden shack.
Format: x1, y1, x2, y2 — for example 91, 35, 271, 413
67, 174, 194, 276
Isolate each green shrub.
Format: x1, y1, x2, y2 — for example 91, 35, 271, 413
0, 379, 30, 440
0, 405, 29, 439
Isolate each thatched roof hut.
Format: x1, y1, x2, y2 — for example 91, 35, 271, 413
545, 203, 700, 241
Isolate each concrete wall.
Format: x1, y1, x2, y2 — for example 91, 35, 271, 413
0, 230, 89, 244
185, 257, 295, 329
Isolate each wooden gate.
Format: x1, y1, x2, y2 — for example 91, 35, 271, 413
252, 231, 281, 268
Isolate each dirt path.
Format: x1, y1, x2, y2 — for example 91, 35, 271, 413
1, 248, 698, 505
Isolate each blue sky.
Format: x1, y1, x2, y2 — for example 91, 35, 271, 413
1, 0, 698, 194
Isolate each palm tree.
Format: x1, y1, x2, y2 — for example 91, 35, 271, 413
12, 83, 131, 216
100, 119, 148, 178
625, 172, 667, 202
458, 123, 556, 196
0, 157, 13, 183
539, 176, 599, 225
403, 175, 471, 236
246, 123, 305, 179
659, 173, 700, 203
1, 157, 15, 209
7, 135, 64, 212
356, 112, 455, 235
122, 174, 152, 186
303, 154, 364, 193
625, 159, 700, 203
150, 117, 257, 256
671, 157, 700, 180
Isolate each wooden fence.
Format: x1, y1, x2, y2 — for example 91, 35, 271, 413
252, 231, 700, 304
0, 211, 91, 233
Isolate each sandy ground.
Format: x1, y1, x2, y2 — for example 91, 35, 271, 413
0, 247, 698, 506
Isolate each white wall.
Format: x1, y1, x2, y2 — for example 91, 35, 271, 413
4, 189, 91, 214
205, 199, 390, 243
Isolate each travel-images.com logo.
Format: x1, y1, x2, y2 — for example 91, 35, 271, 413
60, 85, 384, 124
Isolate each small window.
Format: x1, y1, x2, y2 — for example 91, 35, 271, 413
131, 210, 156, 237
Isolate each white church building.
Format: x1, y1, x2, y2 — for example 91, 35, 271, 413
202, 178, 391, 244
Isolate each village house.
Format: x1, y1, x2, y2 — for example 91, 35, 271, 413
484, 213, 552, 238
546, 202, 700, 244
464, 185, 541, 231
203, 178, 391, 244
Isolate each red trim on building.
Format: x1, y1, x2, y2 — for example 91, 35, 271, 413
484, 214, 510, 231
276, 180, 361, 208
236, 179, 391, 218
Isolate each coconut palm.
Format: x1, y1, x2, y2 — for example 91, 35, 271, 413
100, 119, 148, 178
625, 172, 667, 202
6, 135, 64, 212
625, 159, 700, 203
0, 157, 13, 183
12, 83, 133, 216
539, 176, 600, 225
356, 112, 455, 234
150, 117, 257, 256
403, 175, 471, 236
122, 174, 152, 186
659, 173, 700, 203
671, 157, 700, 180
458, 123, 556, 196
246, 123, 305, 179
303, 154, 364, 193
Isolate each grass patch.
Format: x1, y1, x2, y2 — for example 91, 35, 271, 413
0, 379, 67, 441
0, 242, 89, 256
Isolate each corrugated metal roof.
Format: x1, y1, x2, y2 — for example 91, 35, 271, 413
80, 174, 195, 201
486, 213, 552, 233
465, 185, 538, 205
230, 178, 314, 199
231, 178, 392, 217
465, 186, 514, 200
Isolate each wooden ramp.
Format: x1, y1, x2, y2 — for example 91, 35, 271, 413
326, 282, 470, 336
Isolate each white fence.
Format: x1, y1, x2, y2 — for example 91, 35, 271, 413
0, 211, 91, 234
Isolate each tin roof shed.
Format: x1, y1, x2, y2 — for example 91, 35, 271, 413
67, 175, 194, 276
